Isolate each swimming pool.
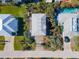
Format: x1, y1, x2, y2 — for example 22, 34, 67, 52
62, 8, 79, 13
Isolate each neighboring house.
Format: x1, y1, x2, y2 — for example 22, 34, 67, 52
0, 14, 18, 36
13, 0, 40, 3
57, 8, 79, 39
1, 0, 6, 3
10, 0, 39, 3
13, 0, 21, 3
0, 0, 11, 3
54, 0, 70, 2
31, 14, 47, 36
46, 0, 52, 3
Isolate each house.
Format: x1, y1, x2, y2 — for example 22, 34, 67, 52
57, 8, 79, 39
54, 0, 61, 2
13, 0, 21, 3
0, 14, 18, 36
46, 0, 52, 3
1, 0, 6, 3
54, 0, 70, 2
31, 14, 46, 36
13, 0, 39, 3
0, 0, 21, 4
0, 0, 11, 3
0, 0, 40, 4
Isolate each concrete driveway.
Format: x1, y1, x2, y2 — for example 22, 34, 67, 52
4, 36, 14, 52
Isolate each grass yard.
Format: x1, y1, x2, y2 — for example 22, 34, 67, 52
71, 36, 79, 51
14, 36, 36, 50
14, 36, 24, 50
0, 36, 5, 50
71, 0, 79, 5
0, 5, 26, 17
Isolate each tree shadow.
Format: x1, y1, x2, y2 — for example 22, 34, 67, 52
46, 17, 52, 35
17, 17, 25, 36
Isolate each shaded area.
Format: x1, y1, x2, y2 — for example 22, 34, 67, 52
14, 0, 40, 5
46, 17, 52, 35
17, 17, 25, 36
54, 8, 62, 25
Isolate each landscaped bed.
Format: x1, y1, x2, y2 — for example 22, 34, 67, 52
14, 36, 36, 51
2, 58, 25, 59
42, 36, 63, 51
71, 36, 79, 51
0, 36, 5, 50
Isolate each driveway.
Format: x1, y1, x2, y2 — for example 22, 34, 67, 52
4, 36, 14, 52
35, 36, 45, 51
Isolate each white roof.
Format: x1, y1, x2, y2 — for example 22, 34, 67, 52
55, 0, 61, 2
58, 13, 79, 37
54, 0, 70, 2
58, 13, 77, 25
31, 14, 46, 36
46, 0, 52, 3
0, 18, 2, 31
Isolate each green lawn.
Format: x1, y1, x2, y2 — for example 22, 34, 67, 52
0, 36, 5, 50
14, 36, 36, 50
0, 5, 26, 17
72, 36, 79, 51
14, 36, 24, 50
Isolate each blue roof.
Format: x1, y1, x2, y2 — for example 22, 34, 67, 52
8, 18, 18, 31
0, 14, 11, 20
0, 14, 18, 36
3, 26, 12, 35
3, 15, 13, 24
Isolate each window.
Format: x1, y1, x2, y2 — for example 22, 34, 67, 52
77, 18, 79, 31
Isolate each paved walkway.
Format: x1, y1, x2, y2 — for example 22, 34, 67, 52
35, 36, 45, 51
4, 36, 14, 52
64, 42, 72, 51
63, 31, 72, 51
